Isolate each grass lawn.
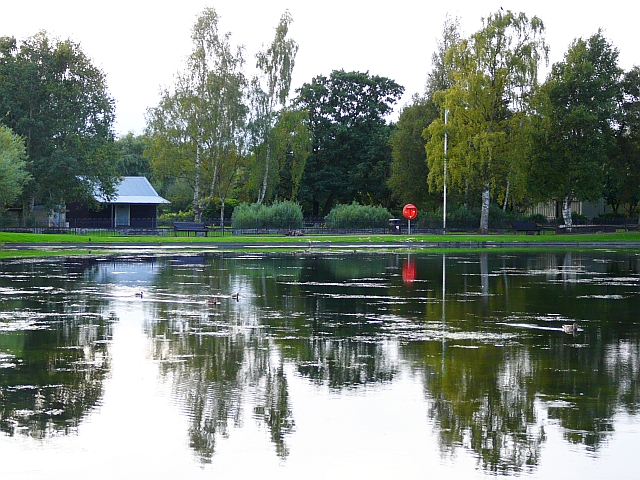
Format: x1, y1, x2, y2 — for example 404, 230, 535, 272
0, 248, 96, 259
1, 230, 640, 246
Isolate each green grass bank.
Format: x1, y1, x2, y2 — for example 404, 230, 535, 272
0, 230, 639, 260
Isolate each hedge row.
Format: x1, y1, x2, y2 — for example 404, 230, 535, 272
325, 202, 392, 229
231, 201, 303, 229
416, 205, 549, 229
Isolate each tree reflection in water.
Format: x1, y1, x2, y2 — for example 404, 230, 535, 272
144, 251, 640, 469
0, 258, 113, 438
404, 251, 640, 472
407, 341, 545, 474
147, 310, 295, 461
2, 252, 640, 475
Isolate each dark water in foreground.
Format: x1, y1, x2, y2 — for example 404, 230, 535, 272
0, 250, 639, 479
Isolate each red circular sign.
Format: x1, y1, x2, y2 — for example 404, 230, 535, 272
403, 204, 418, 220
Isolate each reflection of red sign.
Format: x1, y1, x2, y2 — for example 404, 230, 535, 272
402, 259, 417, 285
403, 204, 418, 220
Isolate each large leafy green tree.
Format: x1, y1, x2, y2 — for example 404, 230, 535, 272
528, 31, 622, 227
603, 66, 640, 217
0, 125, 31, 208
295, 70, 404, 215
0, 32, 117, 212
146, 8, 247, 222
388, 99, 438, 209
426, 10, 547, 233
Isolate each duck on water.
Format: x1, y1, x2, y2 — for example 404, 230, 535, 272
562, 323, 579, 334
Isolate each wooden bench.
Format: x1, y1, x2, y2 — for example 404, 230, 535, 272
173, 222, 209, 236
511, 220, 541, 235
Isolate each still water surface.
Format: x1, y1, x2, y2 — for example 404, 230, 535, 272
0, 251, 639, 479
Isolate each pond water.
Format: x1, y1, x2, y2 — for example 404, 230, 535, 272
0, 250, 639, 479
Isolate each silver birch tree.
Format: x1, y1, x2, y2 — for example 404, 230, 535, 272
146, 7, 246, 222
252, 11, 299, 204
426, 10, 547, 233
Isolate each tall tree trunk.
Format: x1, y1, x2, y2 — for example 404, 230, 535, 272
209, 163, 219, 205
479, 185, 490, 234
322, 193, 334, 216
257, 139, 271, 204
562, 195, 573, 229
193, 143, 202, 222
220, 199, 225, 234
464, 181, 469, 210
23, 197, 35, 227
503, 180, 510, 211
58, 202, 66, 228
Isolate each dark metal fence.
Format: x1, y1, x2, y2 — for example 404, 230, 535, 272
0, 215, 637, 236
0, 217, 216, 236
68, 218, 159, 229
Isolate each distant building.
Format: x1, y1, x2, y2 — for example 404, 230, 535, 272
528, 198, 612, 221
66, 176, 169, 229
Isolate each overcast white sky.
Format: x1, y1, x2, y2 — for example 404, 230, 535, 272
2, 1, 638, 137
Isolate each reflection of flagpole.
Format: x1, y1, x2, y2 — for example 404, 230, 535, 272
441, 253, 446, 374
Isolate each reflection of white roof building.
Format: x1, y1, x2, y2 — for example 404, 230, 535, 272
93, 259, 160, 286
67, 176, 169, 229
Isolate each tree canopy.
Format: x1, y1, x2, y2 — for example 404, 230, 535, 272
3, 11, 637, 226
146, 7, 247, 221
252, 11, 300, 204
114, 133, 152, 178
295, 70, 404, 215
0, 31, 117, 210
604, 67, 640, 216
388, 99, 438, 209
527, 31, 622, 227
425, 10, 547, 233
0, 125, 31, 208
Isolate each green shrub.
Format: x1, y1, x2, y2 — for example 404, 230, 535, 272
487, 205, 519, 228
415, 210, 441, 228
158, 210, 195, 223
232, 203, 268, 229
325, 202, 392, 229
597, 212, 626, 219
593, 212, 629, 224
571, 212, 588, 225
269, 201, 304, 229
524, 213, 547, 224
231, 201, 303, 229
417, 205, 523, 229
416, 206, 478, 229
201, 198, 240, 221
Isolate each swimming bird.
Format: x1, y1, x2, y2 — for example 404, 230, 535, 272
206, 297, 220, 306
135, 291, 144, 298
562, 323, 578, 334
231, 293, 239, 301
